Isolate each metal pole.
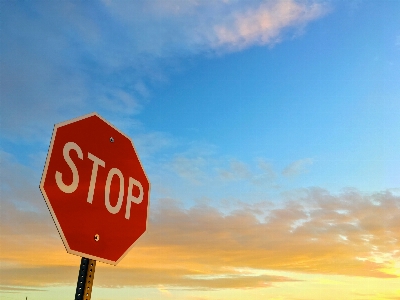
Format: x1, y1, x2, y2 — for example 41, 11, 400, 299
75, 257, 96, 300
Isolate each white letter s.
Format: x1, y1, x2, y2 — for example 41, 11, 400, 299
55, 142, 83, 193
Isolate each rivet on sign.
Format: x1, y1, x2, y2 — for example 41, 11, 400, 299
110, 137, 114, 143
94, 234, 100, 241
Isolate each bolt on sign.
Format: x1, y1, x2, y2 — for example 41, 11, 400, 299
40, 113, 150, 265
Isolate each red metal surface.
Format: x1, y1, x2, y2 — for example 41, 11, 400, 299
40, 113, 150, 265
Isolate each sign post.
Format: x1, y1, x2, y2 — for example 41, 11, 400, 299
40, 113, 150, 296
75, 258, 96, 300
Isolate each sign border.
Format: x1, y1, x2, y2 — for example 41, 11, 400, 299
39, 112, 150, 265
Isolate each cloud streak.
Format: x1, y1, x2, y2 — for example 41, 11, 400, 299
282, 158, 313, 177
1, 265, 296, 290
2, 149, 397, 291
0, 0, 330, 139
144, 190, 399, 279
213, 0, 328, 50
1, 184, 399, 289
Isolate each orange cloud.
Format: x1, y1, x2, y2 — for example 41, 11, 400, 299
1, 188, 399, 289
138, 190, 399, 279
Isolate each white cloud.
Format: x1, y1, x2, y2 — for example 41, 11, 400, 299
0, 0, 330, 140
213, 0, 328, 50
103, 0, 329, 53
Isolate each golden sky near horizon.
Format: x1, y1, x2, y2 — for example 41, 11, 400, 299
1, 187, 399, 299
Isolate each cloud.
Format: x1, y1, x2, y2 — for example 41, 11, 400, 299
0, 286, 46, 292
161, 154, 317, 190
1, 175, 399, 289
165, 155, 278, 191
3, 147, 397, 290
0, 0, 330, 139
0, 151, 45, 212
219, 160, 252, 181
102, 0, 329, 53
131, 132, 174, 158
0, 265, 295, 290
257, 159, 277, 180
170, 156, 209, 185
138, 190, 400, 281
282, 158, 313, 177
213, 0, 329, 50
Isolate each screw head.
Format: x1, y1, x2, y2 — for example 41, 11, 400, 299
94, 234, 100, 241
110, 137, 114, 143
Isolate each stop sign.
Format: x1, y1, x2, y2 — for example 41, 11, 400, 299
40, 113, 150, 265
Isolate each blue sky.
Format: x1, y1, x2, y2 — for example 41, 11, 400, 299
142, 1, 400, 194
2, 0, 399, 197
1, 1, 400, 299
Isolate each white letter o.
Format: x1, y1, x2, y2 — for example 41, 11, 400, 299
104, 168, 125, 214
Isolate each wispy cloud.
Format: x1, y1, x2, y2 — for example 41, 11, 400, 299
171, 156, 208, 185
213, 0, 329, 50
0, 286, 46, 292
131, 132, 174, 158
282, 158, 313, 177
167, 155, 309, 187
106, 189, 400, 280
257, 159, 277, 180
2, 181, 399, 288
0, 0, 330, 140
0, 265, 296, 290
219, 160, 252, 181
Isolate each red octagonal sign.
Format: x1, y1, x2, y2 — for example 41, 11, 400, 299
40, 113, 150, 265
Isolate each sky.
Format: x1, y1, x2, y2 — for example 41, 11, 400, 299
1, 0, 400, 299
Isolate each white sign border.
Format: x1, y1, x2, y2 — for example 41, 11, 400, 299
39, 112, 151, 265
